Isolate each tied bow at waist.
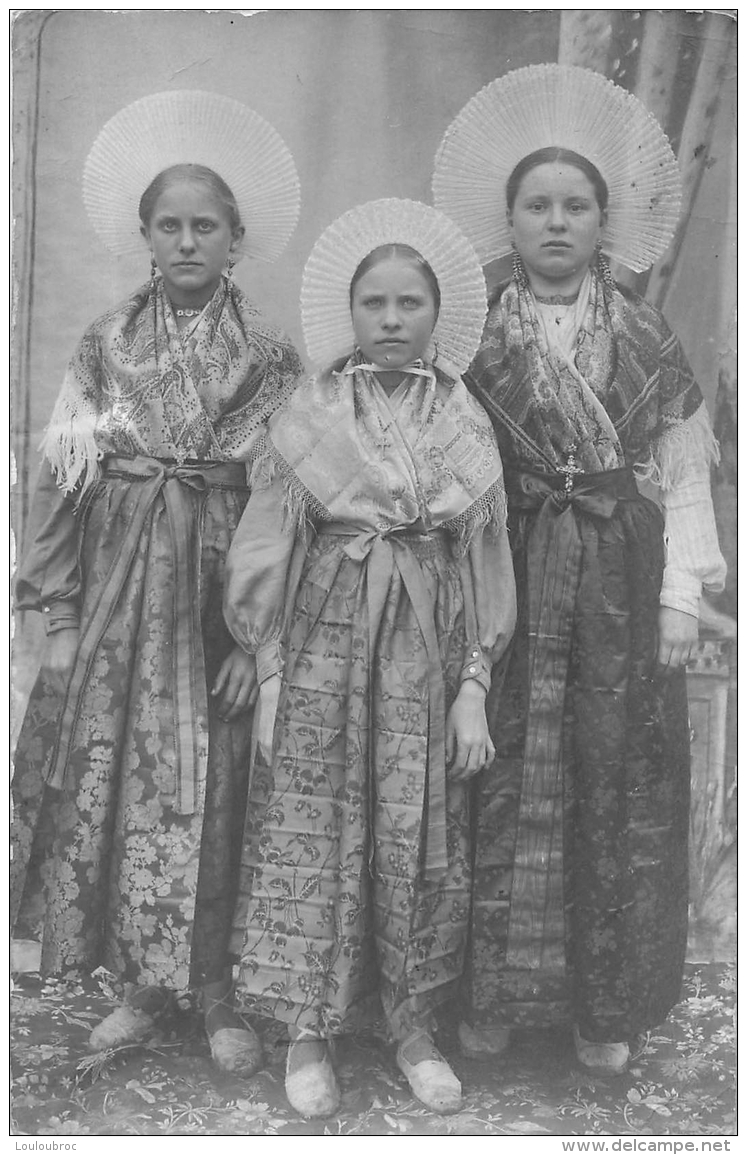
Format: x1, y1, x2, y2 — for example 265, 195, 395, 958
503, 465, 639, 971
318, 522, 449, 880
508, 464, 639, 518
46, 454, 249, 815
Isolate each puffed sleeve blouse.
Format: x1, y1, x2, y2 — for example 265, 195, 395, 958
15, 462, 83, 634
224, 468, 517, 691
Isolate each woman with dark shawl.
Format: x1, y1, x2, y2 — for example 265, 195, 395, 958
223, 199, 516, 1116
433, 64, 726, 1073
11, 91, 304, 1076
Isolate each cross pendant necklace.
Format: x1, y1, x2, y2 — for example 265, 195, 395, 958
559, 445, 583, 494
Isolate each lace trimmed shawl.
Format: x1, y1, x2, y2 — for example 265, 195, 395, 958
469, 267, 719, 488
41, 276, 304, 496
250, 358, 507, 553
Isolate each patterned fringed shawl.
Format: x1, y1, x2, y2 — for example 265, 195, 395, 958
468, 269, 719, 486
41, 276, 303, 496
253, 357, 507, 550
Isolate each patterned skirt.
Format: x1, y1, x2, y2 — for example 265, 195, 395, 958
232, 530, 472, 1040
466, 486, 690, 1041
11, 468, 253, 990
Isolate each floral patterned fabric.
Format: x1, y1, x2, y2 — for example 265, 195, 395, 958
40, 276, 302, 496
463, 269, 708, 1042
11, 278, 304, 991
225, 362, 515, 1041
9, 963, 736, 1135
233, 532, 473, 1039
13, 479, 253, 989
265, 357, 506, 543
478, 266, 706, 480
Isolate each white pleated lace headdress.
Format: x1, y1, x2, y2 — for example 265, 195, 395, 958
301, 198, 488, 376
432, 63, 681, 274
83, 90, 300, 262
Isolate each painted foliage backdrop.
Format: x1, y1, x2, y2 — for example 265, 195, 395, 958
11, 9, 736, 956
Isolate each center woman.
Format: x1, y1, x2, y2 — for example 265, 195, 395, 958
224, 199, 516, 1117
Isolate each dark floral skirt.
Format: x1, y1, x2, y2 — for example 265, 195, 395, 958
11, 478, 252, 990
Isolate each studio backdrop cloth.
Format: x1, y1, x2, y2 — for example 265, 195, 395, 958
11, 9, 736, 703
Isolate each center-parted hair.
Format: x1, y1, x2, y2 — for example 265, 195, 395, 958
349, 244, 442, 317
506, 147, 609, 214
139, 163, 243, 231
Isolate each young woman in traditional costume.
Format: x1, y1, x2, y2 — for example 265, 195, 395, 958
11, 91, 304, 1076
223, 199, 516, 1116
433, 64, 726, 1074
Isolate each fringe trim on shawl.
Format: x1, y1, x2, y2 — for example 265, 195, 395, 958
634, 401, 721, 491
251, 436, 507, 556
249, 436, 333, 534
442, 479, 508, 557
39, 370, 103, 497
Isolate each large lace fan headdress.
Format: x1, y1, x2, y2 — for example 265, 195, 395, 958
301, 198, 488, 376
83, 90, 300, 262
432, 63, 681, 274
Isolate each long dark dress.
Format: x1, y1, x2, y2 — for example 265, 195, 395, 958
11, 276, 303, 990
464, 270, 725, 1042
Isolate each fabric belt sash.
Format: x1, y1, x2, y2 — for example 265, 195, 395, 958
46, 453, 249, 814
504, 466, 639, 969
317, 522, 449, 880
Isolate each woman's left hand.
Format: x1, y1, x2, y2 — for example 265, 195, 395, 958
446, 681, 496, 781
657, 606, 699, 671
211, 646, 258, 720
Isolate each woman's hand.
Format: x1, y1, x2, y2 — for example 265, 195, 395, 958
212, 646, 258, 720
657, 606, 699, 671
446, 680, 495, 781
254, 673, 282, 762
42, 627, 79, 696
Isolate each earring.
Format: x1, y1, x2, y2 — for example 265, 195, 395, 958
226, 257, 236, 278
596, 247, 616, 291
511, 245, 528, 291
432, 339, 439, 366
150, 255, 158, 285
